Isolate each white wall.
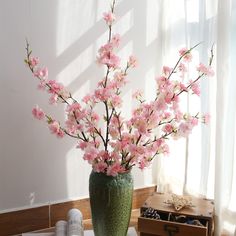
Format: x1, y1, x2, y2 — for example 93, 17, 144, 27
0, 0, 162, 212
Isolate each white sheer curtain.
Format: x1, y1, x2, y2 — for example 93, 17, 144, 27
155, 0, 236, 235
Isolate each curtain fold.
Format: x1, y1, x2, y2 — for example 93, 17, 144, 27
155, 0, 236, 235
215, 0, 232, 235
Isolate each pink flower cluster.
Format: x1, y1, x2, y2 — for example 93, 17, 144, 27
27, 56, 70, 105
25, 2, 214, 176
97, 34, 121, 68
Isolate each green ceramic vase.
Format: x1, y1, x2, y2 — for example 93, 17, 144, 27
89, 171, 133, 236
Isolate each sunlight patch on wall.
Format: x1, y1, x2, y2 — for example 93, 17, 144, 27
146, 0, 159, 47
113, 9, 134, 40
56, 0, 95, 57
72, 80, 91, 102
56, 45, 93, 87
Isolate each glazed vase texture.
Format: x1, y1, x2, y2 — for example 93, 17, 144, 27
89, 171, 133, 236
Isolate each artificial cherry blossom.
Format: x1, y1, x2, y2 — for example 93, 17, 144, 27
25, 1, 214, 176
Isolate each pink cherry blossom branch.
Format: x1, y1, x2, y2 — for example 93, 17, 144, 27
79, 111, 106, 146
99, 1, 137, 153
70, 110, 89, 141
161, 130, 175, 139
103, 0, 119, 151
25, 41, 92, 142
136, 134, 142, 145
25, 40, 83, 107
103, 1, 116, 87
142, 130, 174, 148
25, 41, 72, 105
111, 107, 127, 161
149, 150, 161, 162
104, 101, 110, 151
167, 42, 201, 80
209, 44, 214, 66
110, 104, 123, 137
174, 44, 214, 97
108, 0, 116, 42
158, 118, 174, 126
93, 126, 106, 147
44, 114, 86, 140
174, 73, 203, 98
25, 1, 215, 176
